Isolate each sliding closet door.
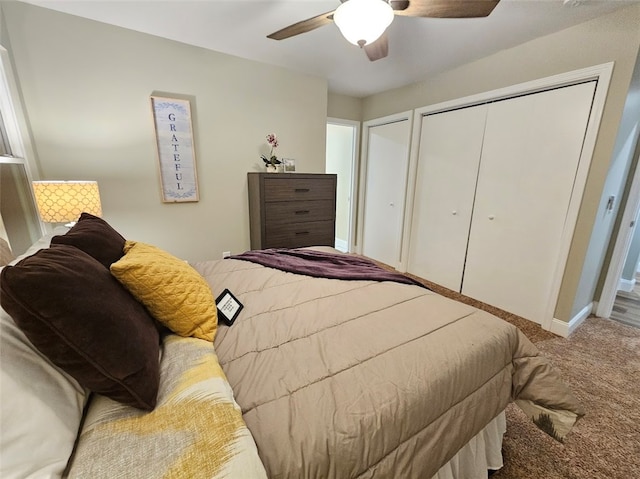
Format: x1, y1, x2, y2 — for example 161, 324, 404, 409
362, 119, 410, 267
408, 105, 487, 291
462, 81, 597, 323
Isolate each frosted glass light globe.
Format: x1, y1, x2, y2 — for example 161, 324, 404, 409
334, 0, 394, 47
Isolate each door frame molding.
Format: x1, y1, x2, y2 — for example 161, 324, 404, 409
327, 117, 360, 253
596, 133, 640, 319
403, 62, 614, 333
357, 111, 413, 268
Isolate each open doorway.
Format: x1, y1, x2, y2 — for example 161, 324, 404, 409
594, 50, 640, 327
326, 118, 359, 253
597, 131, 640, 328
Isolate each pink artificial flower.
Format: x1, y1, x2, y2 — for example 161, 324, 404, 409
266, 133, 278, 148
262, 133, 281, 166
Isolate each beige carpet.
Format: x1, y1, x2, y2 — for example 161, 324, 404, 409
494, 316, 640, 478
367, 258, 640, 477
373, 261, 639, 477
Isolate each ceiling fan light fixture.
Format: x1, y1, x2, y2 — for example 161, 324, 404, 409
334, 0, 394, 47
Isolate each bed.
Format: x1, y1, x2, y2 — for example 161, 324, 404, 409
193, 247, 582, 478
0, 214, 583, 479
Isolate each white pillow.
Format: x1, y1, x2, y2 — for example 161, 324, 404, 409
1, 228, 88, 479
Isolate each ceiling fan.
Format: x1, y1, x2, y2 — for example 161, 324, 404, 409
267, 0, 501, 62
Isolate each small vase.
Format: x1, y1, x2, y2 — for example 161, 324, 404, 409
266, 164, 278, 173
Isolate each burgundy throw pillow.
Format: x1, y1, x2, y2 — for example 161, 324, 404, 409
51, 213, 125, 269
0, 244, 160, 410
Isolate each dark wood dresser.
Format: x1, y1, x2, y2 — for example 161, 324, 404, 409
248, 173, 337, 249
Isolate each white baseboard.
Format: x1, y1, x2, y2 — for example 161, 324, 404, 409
617, 277, 636, 293
549, 302, 592, 337
334, 237, 348, 253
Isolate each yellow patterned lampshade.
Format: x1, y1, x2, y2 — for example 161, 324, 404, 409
32, 181, 102, 223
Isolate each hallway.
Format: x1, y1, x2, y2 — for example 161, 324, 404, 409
610, 275, 640, 329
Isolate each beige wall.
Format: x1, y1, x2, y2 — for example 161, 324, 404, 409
361, 4, 640, 322
2, 2, 328, 262
328, 92, 363, 122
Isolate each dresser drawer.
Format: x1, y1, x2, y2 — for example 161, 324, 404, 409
265, 200, 334, 225
265, 220, 335, 249
263, 178, 335, 202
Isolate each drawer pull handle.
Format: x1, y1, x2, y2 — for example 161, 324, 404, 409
295, 210, 310, 215
295, 188, 310, 193
295, 231, 310, 236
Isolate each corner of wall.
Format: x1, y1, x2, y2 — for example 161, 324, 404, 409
327, 92, 363, 122
549, 302, 593, 337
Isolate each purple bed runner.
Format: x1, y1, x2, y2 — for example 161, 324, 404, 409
229, 248, 427, 289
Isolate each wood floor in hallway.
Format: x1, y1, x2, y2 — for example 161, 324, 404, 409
611, 277, 640, 329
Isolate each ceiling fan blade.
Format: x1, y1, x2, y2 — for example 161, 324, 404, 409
267, 10, 336, 40
364, 32, 389, 62
395, 0, 500, 18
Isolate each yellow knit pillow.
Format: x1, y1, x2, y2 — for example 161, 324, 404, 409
110, 241, 217, 341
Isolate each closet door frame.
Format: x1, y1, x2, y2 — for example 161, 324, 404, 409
357, 111, 413, 268
402, 62, 614, 334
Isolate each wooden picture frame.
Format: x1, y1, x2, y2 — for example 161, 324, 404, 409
150, 95, 199, 202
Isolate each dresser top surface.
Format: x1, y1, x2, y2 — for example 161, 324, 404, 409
248, 172, 336, 179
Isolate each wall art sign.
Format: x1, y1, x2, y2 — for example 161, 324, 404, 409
150, 96, 199, 202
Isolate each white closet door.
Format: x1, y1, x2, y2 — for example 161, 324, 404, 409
408, 104, 488, 291
362, 120, 410, 267
462, 81, 597, 323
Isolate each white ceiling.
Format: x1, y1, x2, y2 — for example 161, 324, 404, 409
21, 0, 640, 97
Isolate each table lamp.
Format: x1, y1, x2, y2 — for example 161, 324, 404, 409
32, 181, 102, 226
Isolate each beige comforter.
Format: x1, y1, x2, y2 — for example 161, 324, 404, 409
194, 252, 583, 479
